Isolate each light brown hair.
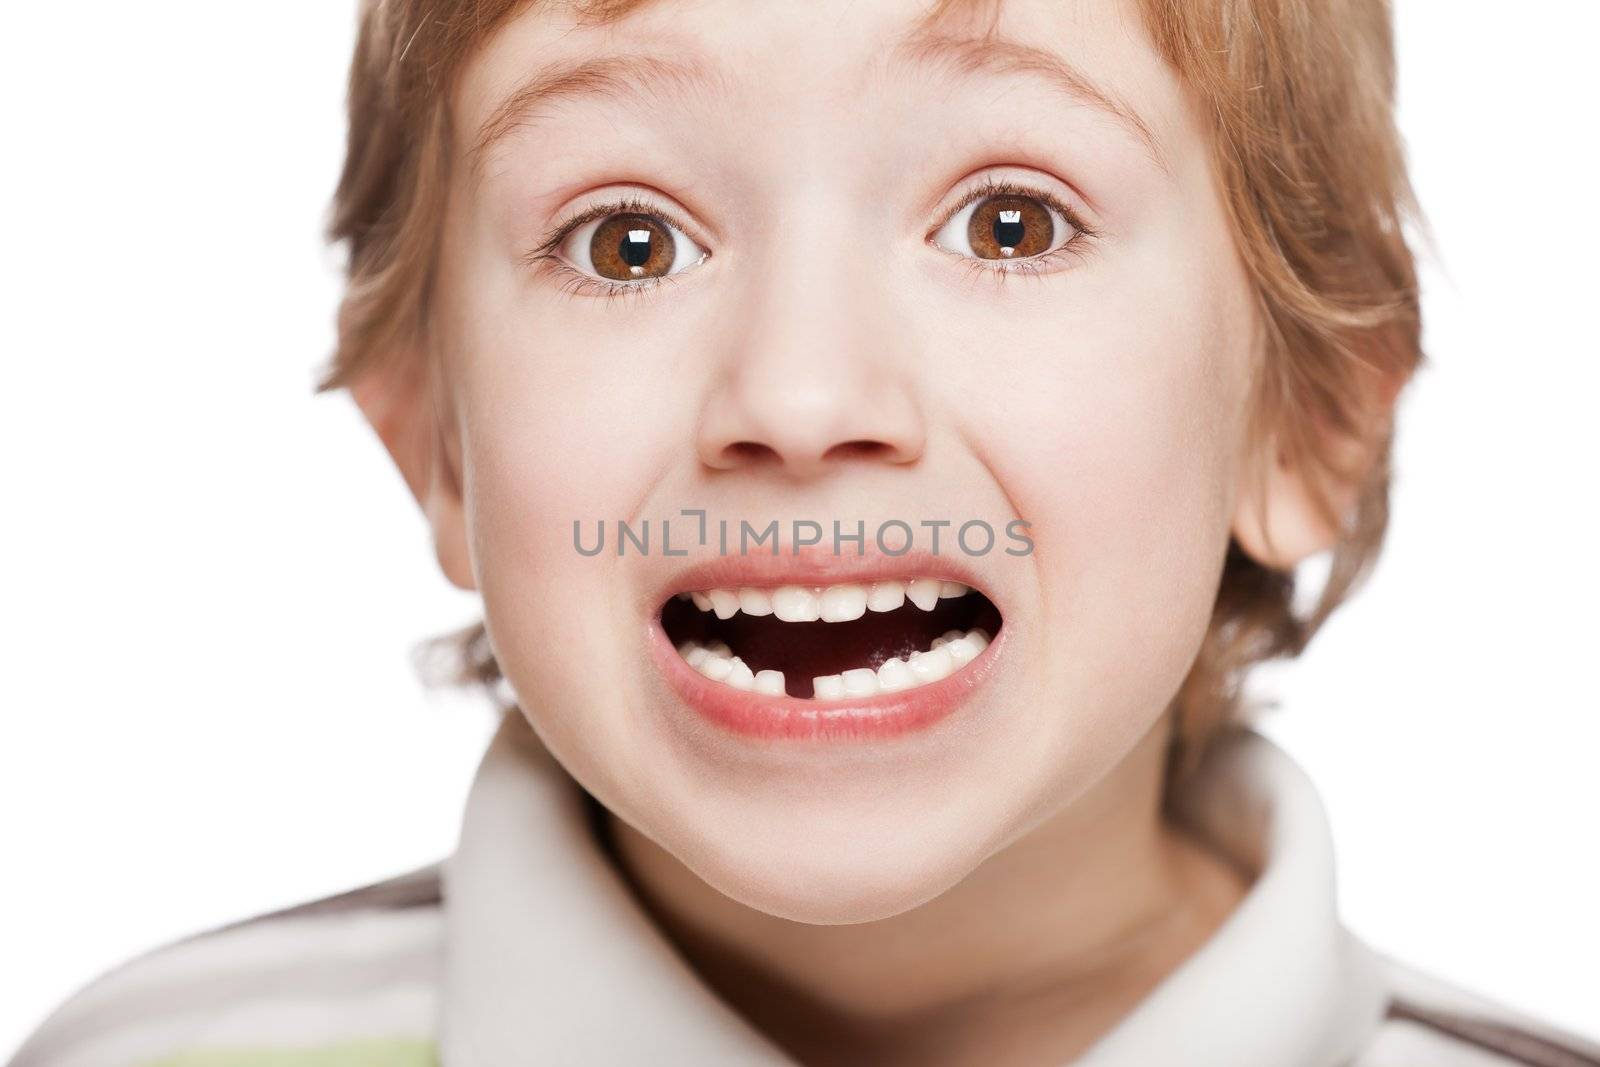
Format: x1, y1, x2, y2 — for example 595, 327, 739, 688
324, 0, 1425, 776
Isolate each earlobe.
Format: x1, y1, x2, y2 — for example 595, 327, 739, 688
1230, 364, 1407, 573
425, 426, 477, 592
349, 353, 477, 592
1229, 436, 1353, 571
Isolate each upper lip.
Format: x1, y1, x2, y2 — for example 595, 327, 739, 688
655, 546, 1000, 610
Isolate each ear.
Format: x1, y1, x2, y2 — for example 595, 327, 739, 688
1231, 361, 1409, 571
349, 350, 476, 591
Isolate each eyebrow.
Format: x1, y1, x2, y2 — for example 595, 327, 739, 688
470, 51, 723, 167
886, 29, 1168, 174
471, 30, 1166, 174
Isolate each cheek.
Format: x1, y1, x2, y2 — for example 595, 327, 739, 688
434, 250, 697, 766
1039, 300, 1241, 641
439, 217, 695, 584
946, 244, 1254, 733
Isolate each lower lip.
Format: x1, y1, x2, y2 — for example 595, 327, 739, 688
647, 621, 1003, 742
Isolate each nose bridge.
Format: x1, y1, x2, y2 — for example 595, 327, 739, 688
698, 190, 925, 477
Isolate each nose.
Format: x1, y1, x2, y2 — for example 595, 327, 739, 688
696, 241, 926, 480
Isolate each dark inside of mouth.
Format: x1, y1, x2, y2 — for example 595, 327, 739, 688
660, 592, 1003, 698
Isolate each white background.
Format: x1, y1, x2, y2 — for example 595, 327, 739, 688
2, 0, 1596, 1054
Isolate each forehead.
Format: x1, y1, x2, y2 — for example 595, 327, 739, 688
454, 0, 1196, 205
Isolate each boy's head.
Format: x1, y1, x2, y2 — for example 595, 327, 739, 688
328, 0, 1421, 922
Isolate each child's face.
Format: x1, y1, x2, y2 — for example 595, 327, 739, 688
403, 0, 1293, 921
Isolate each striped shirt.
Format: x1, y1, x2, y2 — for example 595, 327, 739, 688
11, 715, 1599, 1066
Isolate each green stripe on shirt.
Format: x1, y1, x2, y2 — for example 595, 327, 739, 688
140, 1038, 437, 1067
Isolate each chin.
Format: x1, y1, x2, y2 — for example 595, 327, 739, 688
659, 787, 996, 925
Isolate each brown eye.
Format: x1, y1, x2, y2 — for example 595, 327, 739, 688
931, 187, 1077, 265
555, 207, 706, 285
967, 195, 1053, 259
590, 214, 674, 281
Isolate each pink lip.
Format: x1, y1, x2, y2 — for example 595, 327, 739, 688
647, 548, 1005, 742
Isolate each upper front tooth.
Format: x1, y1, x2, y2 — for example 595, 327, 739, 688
819, 584, 868, 622
867, 580, 906, 612
772, 586, 822, 622
707, 588, 740, 619
738, 587, 774, 616
906, 579, 942, 611
686, 579, 978, 622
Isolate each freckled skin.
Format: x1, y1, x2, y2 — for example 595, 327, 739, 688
359, 0, 1346, 1059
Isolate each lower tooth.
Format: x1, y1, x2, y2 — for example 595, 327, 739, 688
813, 675, 845, 700
877, 657, 912, 692
726, 658, 756, 690
686, 626, 992, 700
841, 668, 877, 697
944, 637, 978, 666
909, 647, 953, 683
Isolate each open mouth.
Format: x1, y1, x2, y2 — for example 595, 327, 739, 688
660, 579, 1004, 701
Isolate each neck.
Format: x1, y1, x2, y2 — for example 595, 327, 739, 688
604, 715, 1251, 1066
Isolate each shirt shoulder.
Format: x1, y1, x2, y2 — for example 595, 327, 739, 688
7, 863, 445, 1067
1356, 952, 1600, 1066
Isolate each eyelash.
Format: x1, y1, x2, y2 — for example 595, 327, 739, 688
523, 177, 1098, 303
523, 194, 697, 304
932, 176, 1099, 291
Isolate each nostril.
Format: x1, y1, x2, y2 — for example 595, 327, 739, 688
824, 440, 897, 463
723, 441, 781, 466
708, 437, 914, 472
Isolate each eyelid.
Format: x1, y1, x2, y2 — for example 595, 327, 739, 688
530, 190, 709, 262
525, 190, 710, 300
928, 173, 1098, 247
525, 174, 1095, 300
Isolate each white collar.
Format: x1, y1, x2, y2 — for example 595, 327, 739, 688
439, 713, 1388, 1066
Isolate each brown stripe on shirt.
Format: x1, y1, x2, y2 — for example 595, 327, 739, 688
1387, 996, 1600, 1067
